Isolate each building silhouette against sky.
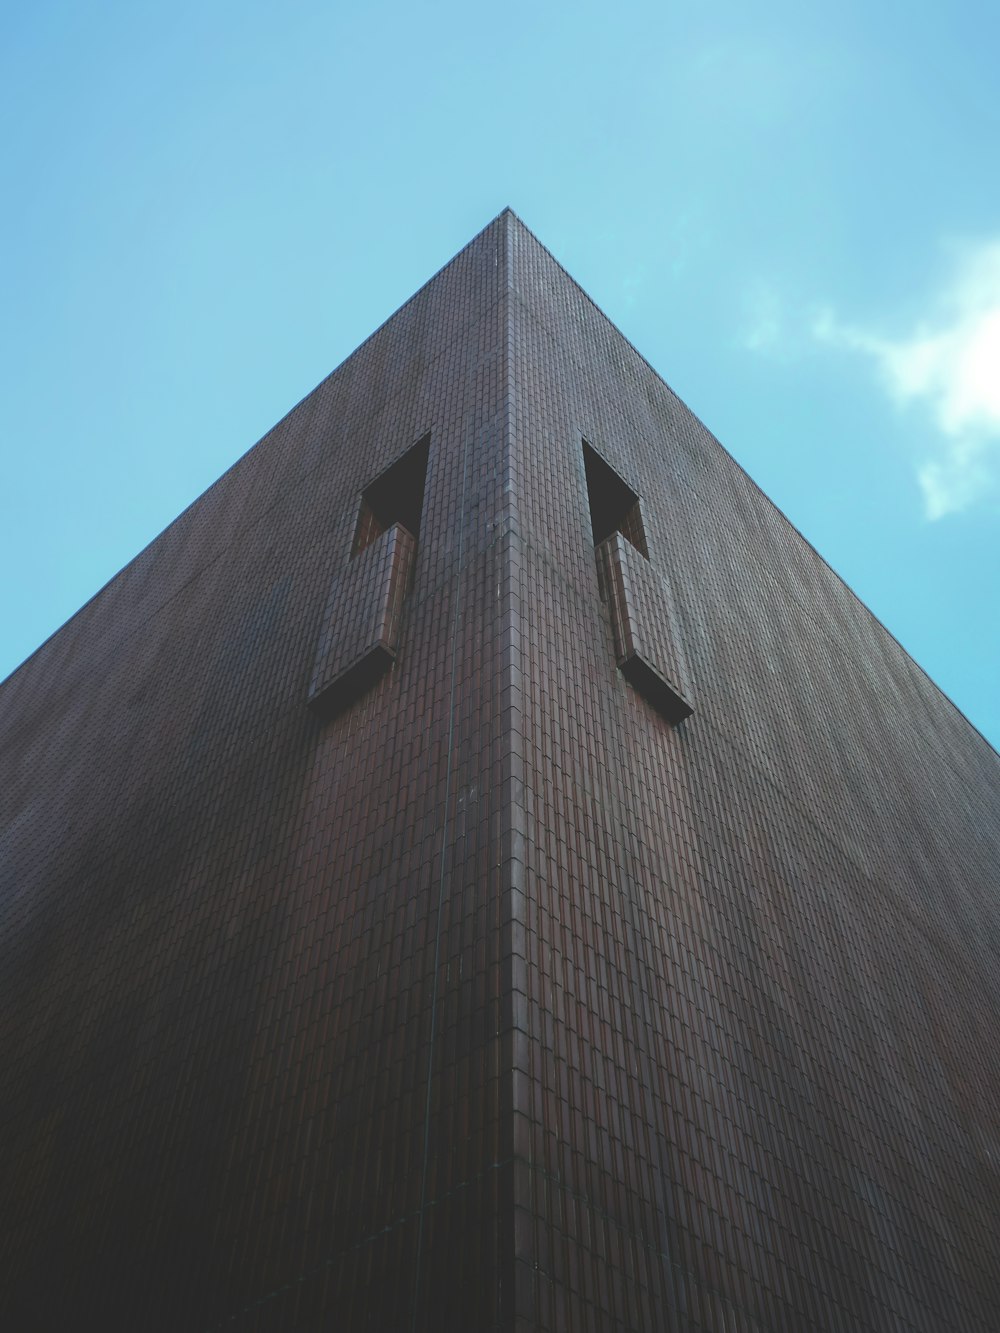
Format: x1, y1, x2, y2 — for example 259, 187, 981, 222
2, 210, 1000, 1332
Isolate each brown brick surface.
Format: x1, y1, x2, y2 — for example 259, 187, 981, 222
2, 210, 999, 1332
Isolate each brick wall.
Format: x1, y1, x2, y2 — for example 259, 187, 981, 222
2, 210, 999, 1332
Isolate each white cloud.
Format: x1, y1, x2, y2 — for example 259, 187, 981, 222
741, 282, 805, 361
742, 285, 783, 356
814, 241, 1000, 519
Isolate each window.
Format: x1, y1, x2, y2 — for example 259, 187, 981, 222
582, 440, 648, 558
351, 433, 431, 558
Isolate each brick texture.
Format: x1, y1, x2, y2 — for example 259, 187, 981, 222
2, 210, 999, 1332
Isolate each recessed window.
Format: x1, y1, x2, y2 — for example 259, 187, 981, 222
351, 433, 430, 558
582, 441, 648, 558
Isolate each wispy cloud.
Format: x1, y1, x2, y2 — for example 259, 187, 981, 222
741, 283, 785, 357
814, 241, 1000, 519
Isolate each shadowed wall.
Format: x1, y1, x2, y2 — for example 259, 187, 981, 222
2, 211, 999, 1332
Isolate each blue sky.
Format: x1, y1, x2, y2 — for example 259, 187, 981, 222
2, 0, 998, 747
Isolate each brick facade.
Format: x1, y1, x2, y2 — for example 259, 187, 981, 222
2, 210, 999, 1331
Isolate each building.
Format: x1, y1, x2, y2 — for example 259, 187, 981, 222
2, 209, 999, 1332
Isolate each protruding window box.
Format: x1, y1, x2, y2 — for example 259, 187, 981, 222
596, 531, 693, 726
308, 523, 416, 718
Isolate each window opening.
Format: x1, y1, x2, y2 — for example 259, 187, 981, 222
351, 433, 430, 558
582, 441, 648, 558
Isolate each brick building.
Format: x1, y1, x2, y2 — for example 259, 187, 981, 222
3, 210, 999, 1331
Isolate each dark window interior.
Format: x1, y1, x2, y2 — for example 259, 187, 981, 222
352, 434, 430, 558
583, 441, 648, 557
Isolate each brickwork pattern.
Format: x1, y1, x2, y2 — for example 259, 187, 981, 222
2, 210, 999, 1333
506, 212, 1000, 1332
1, 215, 517, 1331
